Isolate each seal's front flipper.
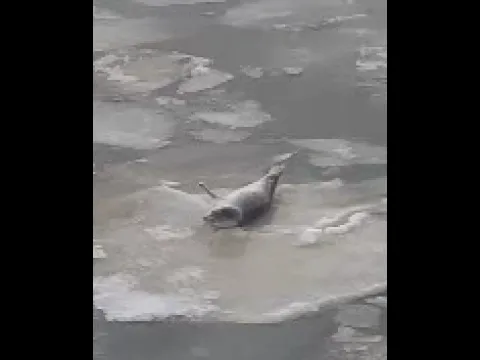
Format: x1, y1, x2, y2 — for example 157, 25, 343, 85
198, 182, 219, 199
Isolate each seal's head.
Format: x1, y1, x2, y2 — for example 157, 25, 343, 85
203, 205, 243, 229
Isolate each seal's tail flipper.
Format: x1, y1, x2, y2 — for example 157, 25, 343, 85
198, 182, 219, 199
272, 150, 299, 165
263, 150, 299, 198
264, 150, 299, 177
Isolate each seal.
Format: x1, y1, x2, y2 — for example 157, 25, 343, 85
199, 151, 298, 229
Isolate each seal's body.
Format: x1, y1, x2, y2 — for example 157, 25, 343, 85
200, 152, 297, 229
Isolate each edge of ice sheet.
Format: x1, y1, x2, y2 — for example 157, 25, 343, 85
296, 211, 371, 246
93, 274, 218, 321
239, 282, 387, 324
93, 276, 386, 323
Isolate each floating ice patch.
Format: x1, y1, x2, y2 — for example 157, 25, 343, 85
365, 296, 387, 308
118, 52, 187, 91
332, 326, 357, 342
94, 53, 122, 72
296, 228, 324, 246
314, 207, 369, 228
94, 176, 386, 324
307, 14, 367, 30
259, 301, 321, 322
190, 100, 272, 129
270, 13, 368, 33
324, 212, 369, 235
316, 178, 344, 189
241, 66, 264, 79
156, 96, 186, 106
289, 139, 387, 167
283, 67, 304, 76
272, 23, 303, 32
159, 180, 182, 188
178, 69, 234, 94
359, 46, 387, 59
356, 45, 387, 96
258, 283, 387, 324
135, 0, 225, 6
94, 50, 231, 96
190, 128, 251, 144
93, 102, 175, 150
295, 209, 371, 246
93, 244, 107, 259
93, 274, 218, 321
356, 60, 386, 72
339, 28, 376, 37
94, 51, 182, 93
177, 56, 234, 93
